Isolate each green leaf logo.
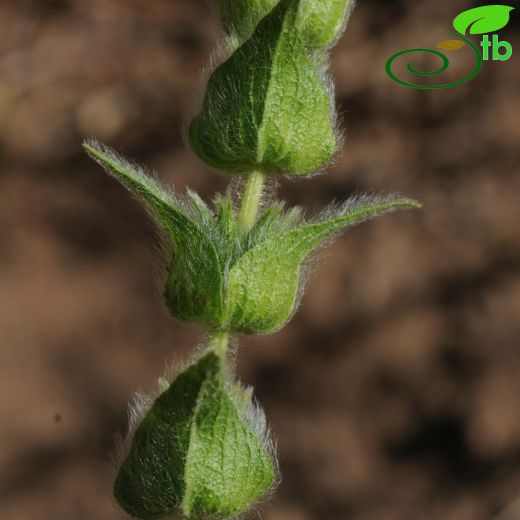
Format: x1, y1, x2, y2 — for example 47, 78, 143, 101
453, 5, 514, 35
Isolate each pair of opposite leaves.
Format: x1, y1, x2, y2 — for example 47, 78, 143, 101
114, 352, 275, 520
190, 0, 352, 176
85, 142, 418, 335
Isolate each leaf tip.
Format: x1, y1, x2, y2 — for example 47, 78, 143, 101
82, 138, 108, 164
399, 198, 423, 210
82, 137, 98, 153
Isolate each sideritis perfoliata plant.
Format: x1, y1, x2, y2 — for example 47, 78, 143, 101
83, 1, 420, 519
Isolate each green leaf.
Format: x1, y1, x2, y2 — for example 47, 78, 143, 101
246, 203, 303, 250
224, 196, 420, 334
218, 0, 352, 49
190, 0, 338, 176
114, 353, 275, 520
218, 0, 278, 45
453, 5, 514, 35
212, 194, 240, 258
83, 139, 180, 227
83, 140, 225, 326
214, 194, 237, 240
297, 0, 352, 48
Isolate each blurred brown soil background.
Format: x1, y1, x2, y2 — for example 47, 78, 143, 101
1, 1, 519, 519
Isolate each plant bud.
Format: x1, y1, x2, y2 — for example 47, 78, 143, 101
190, 0, 338, 176
114, 353, 276, 520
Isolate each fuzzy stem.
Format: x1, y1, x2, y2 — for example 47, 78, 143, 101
211, 330, 230, 356
238, 171, 265, 234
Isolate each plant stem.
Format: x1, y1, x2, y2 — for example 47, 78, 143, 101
238, 170, 265, 234
211, 330, 230, 356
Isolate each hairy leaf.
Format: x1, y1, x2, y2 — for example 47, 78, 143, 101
114, 353, 275, 520
224, 196, 420, 333
190, 0, 337, 176
245, 203, 301, 250
83, 141, 225, 325
453, 5, 514, 35
84, 139, 180, 227
297, 0, 352, 48
218, 0, 352, 49
218, 0, 278, 45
